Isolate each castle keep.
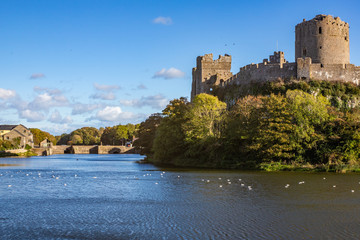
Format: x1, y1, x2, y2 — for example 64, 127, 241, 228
191, 15, 360, 100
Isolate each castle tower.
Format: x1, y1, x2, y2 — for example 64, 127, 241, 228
191, 54, 232, 101
295, 14, 350, 65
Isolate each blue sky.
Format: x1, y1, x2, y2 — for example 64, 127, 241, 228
1, 0, 359, 135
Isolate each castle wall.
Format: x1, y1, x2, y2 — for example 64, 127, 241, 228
226, 62, 297, 86
297, 57, 360, 84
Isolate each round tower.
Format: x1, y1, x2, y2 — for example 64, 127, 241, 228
295, 14, 349, 65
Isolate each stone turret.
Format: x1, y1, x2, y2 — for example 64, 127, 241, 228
191, 54, 232, 101
295, 14, 350, 65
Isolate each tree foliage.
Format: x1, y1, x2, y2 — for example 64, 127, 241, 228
133, 114, 163, 156
136, 80, 360, 172
30, 128, 57, 146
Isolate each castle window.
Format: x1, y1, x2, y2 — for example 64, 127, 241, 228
303, 48, 307, 57
319, 27, 322, 34
345, 36, 347, 41
320, 46, 322, 49
321, 64, 324, 68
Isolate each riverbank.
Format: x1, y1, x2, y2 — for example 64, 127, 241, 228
142, 157, 360, 173
0, 151, 37, 158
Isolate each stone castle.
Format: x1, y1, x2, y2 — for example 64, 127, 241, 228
191, 14, 360, 100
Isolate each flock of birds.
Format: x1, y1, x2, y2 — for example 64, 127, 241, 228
284, 177, 360, 193
1, 169, 360, 193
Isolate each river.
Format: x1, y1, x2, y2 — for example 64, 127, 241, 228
1, 154, 360, 239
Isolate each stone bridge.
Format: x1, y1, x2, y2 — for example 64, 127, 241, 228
33, 145, 135, 156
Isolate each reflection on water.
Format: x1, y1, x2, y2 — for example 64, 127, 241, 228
0, 164, 21, 167
1, 154, 360, 239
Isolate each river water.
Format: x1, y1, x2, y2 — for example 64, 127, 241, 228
1, 154, 360, 239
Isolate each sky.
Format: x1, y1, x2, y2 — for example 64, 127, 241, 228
1, 0, 359, 135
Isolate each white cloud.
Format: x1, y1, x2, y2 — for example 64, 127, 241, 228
137, 84, 147, 90
120, 94, 168, 109
153, 16, 173, 25
90, 92, 116, 100
95, 106, 137, 122
71, 103, 102, 115
0, 88, 16, 100
153, 68, 185, 79
28, 92, 69, 110
48, 110, 72, 124
34, 87, 61, 95
94, 83, 121, 91
30, 73, 46, 79
19, 109, 45, 122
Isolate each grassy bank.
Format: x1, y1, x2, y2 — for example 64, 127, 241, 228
0, 150, 37, 158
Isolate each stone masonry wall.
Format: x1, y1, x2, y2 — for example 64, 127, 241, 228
297, 57, 360, 85
223, 62, 297, 86
191, 54, 232, 100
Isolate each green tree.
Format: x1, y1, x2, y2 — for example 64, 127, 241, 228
153, 98, 189, 164
223, 95, 264, 167
133, 113, 163, 156
30, 128, 57, 146
184, 94, 226, 141
116, 125, 129, 145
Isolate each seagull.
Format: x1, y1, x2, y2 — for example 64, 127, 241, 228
333, 185, 336, 188
219, 185, 223, 188
352, 190, 355, 193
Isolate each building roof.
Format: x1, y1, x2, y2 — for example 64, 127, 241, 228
0, 125, 18, 131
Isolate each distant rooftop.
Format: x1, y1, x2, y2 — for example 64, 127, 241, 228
0, 125, 18, 131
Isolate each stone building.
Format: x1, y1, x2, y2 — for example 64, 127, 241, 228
191, 14, 360, 100
0, 124, 34, 148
